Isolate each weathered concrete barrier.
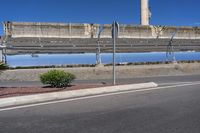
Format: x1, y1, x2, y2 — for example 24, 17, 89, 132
3, 21, 200, 39
2, 21, 200, 54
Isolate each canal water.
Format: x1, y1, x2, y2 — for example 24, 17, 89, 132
6, 52, 200, 67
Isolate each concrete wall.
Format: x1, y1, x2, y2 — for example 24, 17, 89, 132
3, 21, 200, 39
5, 22, 94, 38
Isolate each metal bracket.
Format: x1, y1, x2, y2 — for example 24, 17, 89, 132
166, 29, 178, 63
96, 25, 104, 65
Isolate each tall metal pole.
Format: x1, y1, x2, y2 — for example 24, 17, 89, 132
113, 21, 116, 85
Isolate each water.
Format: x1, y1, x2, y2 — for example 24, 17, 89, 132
6, 52, 200, 67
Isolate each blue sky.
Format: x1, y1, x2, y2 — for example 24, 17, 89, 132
0, 0, 200, 35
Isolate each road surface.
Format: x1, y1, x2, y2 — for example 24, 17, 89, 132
0, 74, 200, 133
0, 74, 200, 87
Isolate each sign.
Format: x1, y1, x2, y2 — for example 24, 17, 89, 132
112, 21, 119, 39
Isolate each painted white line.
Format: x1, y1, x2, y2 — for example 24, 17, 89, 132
0, 82, 200, 112
159, 81, 200, 86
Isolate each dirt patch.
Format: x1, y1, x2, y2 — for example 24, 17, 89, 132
1, 62, 200, 82
0, 84, 110, 99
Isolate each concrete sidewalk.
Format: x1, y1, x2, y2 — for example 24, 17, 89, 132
0, 82, 157, 108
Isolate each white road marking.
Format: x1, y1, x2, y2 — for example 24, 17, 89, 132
0, 81, 200, 112
159, 81, 200, 86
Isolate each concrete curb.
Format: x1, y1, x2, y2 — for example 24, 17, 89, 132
0, 82, 157, 108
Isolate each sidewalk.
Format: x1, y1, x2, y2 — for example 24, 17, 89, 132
0, 82, 158, 108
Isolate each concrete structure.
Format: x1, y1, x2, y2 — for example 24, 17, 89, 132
141, 0, 150, 25
0, 82, 157, 108
4, 22, 200, 39
2, 21, 200, 54
4, 22, 95, 38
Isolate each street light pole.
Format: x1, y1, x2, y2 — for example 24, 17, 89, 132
113, 21, 116, 85
112, 21, 119, 85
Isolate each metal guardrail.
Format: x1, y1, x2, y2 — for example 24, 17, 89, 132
4, 38, 200, 54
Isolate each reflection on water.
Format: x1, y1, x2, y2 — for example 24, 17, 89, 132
6, 52, 200, 67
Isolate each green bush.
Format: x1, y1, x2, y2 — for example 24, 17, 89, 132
40, 70, 75, 88
0, 62, 8, 70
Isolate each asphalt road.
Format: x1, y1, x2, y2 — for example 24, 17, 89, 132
0, 75, 200, 133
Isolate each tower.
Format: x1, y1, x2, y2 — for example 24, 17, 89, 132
140, 0, 150, 25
